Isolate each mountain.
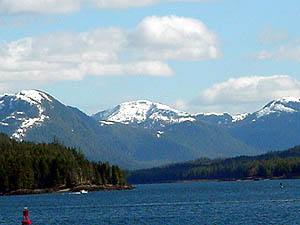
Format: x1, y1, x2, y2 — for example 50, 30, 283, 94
5, 90, 221, 169
256, 97, 300, 117
229, 97, 300, 151
0, 91, 242, 169
0, 90, 52, 140
92, 100, 259, 158
92, 100, 247, 129
93, 97, 300, 154
0, 90, 132, 167
3, 90, 300, 170
0, 91, 259, 169
92, 100, 196, 130
155, 120, 258, 159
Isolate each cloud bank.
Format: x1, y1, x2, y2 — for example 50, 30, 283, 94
0, 15, 219, 91
189, 75, 300, 114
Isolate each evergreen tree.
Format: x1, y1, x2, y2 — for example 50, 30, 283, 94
0, 133, 128, 194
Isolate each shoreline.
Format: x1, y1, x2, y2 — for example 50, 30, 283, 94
1, 184, 134, 196
131, 176, 300, 185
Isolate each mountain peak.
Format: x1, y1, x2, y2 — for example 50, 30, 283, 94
118, 99, 188, 115
275, 96, 300, 103
118, 100, 185, 113
256, 96, 300, 118
0, 90, 53, 140
92, 99, 194, 128
16, 90, 52, 105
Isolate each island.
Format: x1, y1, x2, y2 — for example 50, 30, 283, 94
0, 133, 133, 196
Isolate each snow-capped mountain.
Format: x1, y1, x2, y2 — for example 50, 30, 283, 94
4, 90, 246, 169
92, 100, 262, 129
0, 90, 162, 169
228, 97, 300, 151
223, 97, 300, 126
92, 100, 196, 129
93, 97, 300, 154
0, 90, 53, 140
3, 90, 300, 169
255, 97, 300, 118
92, 97, 300, 129
191, 97, 300, 126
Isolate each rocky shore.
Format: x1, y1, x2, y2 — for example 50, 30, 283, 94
1, 184, 134, 196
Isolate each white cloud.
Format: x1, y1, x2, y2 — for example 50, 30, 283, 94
0, 0, 81, 14
190, 75, 300, 114
0, 15, 218, 91
171, 99, 189, 111
129, 15, 219, 61
80, 61, 174, 77
0, 28, 174, 85
256, 30, 300, 62
256, 45, 300, 61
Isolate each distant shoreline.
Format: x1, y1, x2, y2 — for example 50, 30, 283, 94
131, 176, 300, 185
1, 184, 134, 196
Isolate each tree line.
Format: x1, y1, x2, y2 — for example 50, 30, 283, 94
0, 133, 127, 194
127, 146, 300, 184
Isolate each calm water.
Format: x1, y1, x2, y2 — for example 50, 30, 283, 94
1, 180, 300, 224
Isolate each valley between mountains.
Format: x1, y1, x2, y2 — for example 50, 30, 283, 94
1, 90, 300, 169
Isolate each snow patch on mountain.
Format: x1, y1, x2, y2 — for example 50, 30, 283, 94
99, 121, 115, 126
0, 100, 4, 110
232, 113, 249, 122
177, 117, 196, 123
12, 104, 49, 140
156, 131, 164, 138
193, 112, 225, 117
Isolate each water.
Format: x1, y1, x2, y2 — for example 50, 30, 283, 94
1, 179, 300, 224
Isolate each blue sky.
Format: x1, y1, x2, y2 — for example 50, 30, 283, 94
0, 0, 300, 115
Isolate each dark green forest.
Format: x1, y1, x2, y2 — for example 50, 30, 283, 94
127, 145, 300, 184
0, 133, 127, 194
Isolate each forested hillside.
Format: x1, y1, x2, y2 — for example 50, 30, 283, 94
127, 146, 300, 184
0, 133, 127, 194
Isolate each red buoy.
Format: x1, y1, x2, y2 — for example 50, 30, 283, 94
22, 207, 32, 225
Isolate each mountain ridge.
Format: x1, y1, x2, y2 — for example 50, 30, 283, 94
93, 96, 300, 153
3, 90, 251, 169
93, 97, 300, 128
2, 90, 300, 169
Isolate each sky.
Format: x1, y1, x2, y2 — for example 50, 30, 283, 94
0, 0, 300, 115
